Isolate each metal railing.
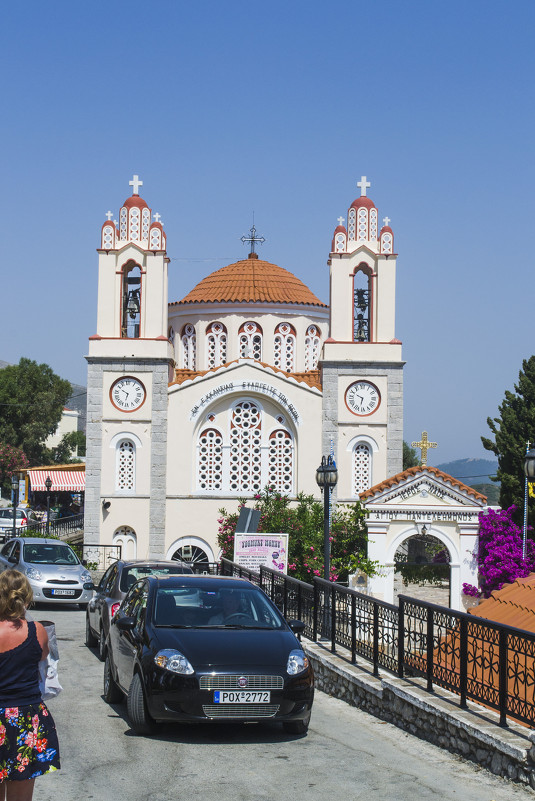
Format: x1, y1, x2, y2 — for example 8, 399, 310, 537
219, 558, 535, 729
18, 514, 84, 540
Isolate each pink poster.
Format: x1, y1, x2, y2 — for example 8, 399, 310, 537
234, 534, 289, 574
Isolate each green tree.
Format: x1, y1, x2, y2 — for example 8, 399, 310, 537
51, 431, 86, 463
403, 441, 420, 469
218, 486, 377, 583
481, 355, 535, 523
0, 358, 72, 466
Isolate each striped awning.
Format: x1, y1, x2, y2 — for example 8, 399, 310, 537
28, 470, 85, 492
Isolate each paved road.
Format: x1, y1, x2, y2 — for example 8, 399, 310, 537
30, 606, 529, 801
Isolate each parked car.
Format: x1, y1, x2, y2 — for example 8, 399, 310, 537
0, 508, 40, 540
0, 537, 94, 607
103, 574, 314, 736
86, 559, 193, 661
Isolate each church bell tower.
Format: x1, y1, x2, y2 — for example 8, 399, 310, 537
85, 176, 174, 559
321, 177, 403, 499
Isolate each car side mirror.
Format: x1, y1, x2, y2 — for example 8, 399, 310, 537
116, 616, 136, 632
8, 555, 17, 564
287, 620, 305, 634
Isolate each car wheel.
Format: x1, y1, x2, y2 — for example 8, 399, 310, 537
103, 655, 123, 704
283, 711, 311, 735
127, 673, 154, 736
85, 614, 98, 648
98, 627, 107, 662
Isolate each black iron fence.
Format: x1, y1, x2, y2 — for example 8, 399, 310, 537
219, 558, 535, 729
18, 514, 84, 540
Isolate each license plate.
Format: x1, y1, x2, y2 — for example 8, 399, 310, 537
51, 589, 76, 596
214, 691, 271, 704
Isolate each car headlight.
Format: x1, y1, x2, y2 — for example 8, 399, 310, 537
154, 649, 194, 675
287, 649, 309, 676
25, 567, 42, 582
80, 570, 92, 583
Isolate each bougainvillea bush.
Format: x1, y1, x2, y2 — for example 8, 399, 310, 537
463, 506, 535, 598
217, 486, 378, 583
0, 442, 28, 493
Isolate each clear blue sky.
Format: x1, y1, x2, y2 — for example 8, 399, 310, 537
1, 0, 534, 465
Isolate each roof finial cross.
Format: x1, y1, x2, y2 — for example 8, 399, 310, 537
411, 431, 438, 466
129, 174, 143, 195
240, 223, 266, 255
337, 216, 345, 226
383, 216, 391, 227
153, 212, 161, 223
105, 210, 113, 221
357, 175, 371, 197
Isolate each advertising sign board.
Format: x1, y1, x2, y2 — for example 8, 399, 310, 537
234, 534, 289, 574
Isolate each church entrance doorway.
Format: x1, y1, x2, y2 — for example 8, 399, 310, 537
392, 528, 451, 607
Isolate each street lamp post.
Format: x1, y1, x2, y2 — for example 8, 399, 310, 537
45, 475, 52, 537
11, 474, 19, 540
523, 447, 535, 560
315, 455, 338, 580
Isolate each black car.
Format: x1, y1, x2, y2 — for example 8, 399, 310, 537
86, 559, 193, 661
104, 575, 314, 736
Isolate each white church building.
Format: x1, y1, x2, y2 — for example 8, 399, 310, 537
85, 176, 484, 609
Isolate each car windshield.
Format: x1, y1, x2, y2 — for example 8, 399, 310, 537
23, 543, 79, 565
153, 584, 286, 629
119, 564, 192, 593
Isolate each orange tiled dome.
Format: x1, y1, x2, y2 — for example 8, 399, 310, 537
172, 253, 327, 307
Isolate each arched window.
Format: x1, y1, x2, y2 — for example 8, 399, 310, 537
354, 266, 372, 342
113, 526, 137, 560
197, 428, 223, 491
352, 442, 372, 494
348, 208, 356, 240
304, 325, 321, 371
268, 429, 294, 493
168, 326, 175, 344
239, 322, 262, 360
121, 262, 141, 339
273, 323, 296, 372
116, 439, 136, 492
206, 322, 227, 368
229, 401, 262, 492
181, 324, 196, 369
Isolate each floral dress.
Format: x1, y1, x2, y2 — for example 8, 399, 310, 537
0, 621, 60, 782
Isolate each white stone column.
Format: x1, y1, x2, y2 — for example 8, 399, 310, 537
366, 521, 391, 602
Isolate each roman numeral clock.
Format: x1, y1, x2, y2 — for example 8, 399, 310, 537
110, 376, 147, 412
345, 381, 381, 416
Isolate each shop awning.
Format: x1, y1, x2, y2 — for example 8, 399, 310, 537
28, 470, 85, 492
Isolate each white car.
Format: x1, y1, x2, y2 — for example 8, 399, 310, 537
0, 508, 40, 541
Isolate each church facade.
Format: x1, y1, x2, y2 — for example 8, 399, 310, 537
85, 175, 405, 568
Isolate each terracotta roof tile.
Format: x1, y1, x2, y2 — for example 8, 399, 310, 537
169, 361, 322, 390
359, 465, 487, 502
170, 254, 327, 308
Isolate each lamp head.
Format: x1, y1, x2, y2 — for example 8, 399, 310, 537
525, 448, 535, 481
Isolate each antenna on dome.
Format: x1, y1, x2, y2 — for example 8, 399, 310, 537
241, 215, 265, 256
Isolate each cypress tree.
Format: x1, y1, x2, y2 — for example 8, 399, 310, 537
481, 355, 535, 523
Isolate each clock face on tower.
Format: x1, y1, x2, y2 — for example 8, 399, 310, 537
345, 381, 381, 416
110, 376, 146, 412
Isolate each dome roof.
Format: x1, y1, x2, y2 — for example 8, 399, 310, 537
350, 196, 376, 211
123, 195, 148, 209
173, 253, 327, 307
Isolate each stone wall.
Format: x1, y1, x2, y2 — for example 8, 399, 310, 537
304, 641, 535, 790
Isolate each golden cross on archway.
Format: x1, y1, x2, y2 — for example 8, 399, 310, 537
411, 431, 437, 466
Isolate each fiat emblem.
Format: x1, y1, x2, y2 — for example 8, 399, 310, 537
238, 676, 248, 688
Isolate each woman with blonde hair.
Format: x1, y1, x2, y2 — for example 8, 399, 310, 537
0, 570, 60, 800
